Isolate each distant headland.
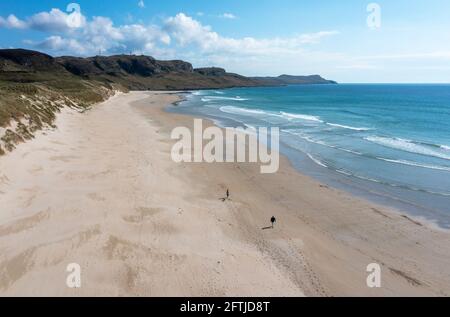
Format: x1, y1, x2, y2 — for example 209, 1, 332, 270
0, 48, 336, 91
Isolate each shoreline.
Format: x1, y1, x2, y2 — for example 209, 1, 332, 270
169, 89, 450, 231
169, 92, 449, 232
137, 92, 450, 295
0, 91, 449, 296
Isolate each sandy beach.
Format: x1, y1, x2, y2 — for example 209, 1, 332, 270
0, 91, 449, 297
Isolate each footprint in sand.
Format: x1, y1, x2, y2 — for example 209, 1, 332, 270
0, 210, 49, 237
0, 247, 37, 291
87, 193, 106, 202
0, 174, 10, 185
88, 169, 113, 180
29, 165, 44, 174
21, 187, 39, 208
122, 207, 164, 223
50, 140, 66, 146
49, 155, 80, 162
0, 225, 101, 291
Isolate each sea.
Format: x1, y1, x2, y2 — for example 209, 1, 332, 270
168, 84, 450, 229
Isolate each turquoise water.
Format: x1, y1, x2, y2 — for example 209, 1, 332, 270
170, 84, 450, 228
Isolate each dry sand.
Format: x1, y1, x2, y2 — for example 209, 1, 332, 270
0, 91, 449, 296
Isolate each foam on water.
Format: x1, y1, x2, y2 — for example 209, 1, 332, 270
365, 136, 450, 161
326, 122, 372, 131
376, 157, 450, 172
220, 105, 269, 116
280, 111, 323, 122
306, 153, 328, 168
202, 96, 249, 102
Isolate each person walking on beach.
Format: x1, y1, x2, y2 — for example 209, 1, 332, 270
271, 216, 277, 229
226, 189, 230, 200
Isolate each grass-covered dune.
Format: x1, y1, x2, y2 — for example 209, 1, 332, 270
0, 49, 122, 154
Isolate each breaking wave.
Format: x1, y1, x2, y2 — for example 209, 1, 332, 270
365, 136, 450, 161
326, 122, 371, 131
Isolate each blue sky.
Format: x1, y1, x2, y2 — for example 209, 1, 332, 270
1, 0, 450, 83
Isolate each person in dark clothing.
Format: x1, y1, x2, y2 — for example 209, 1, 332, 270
271, 216, 277, 229
226, 189, 230, 200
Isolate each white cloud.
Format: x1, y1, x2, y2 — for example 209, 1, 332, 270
164, 13, 218, 47
3, 8, 170, 56
31, 36, 89, 55
164, 13, 338, 56
296, 31, 340, 44
220, 13, 237, 20
138, 1, 145, 9
159, 13, 343, 77
32, 17, 171, 56
1, 10, 337, 57
0, 14, 28, 29
0, 9, 86, 32
28, 8, 86, 31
